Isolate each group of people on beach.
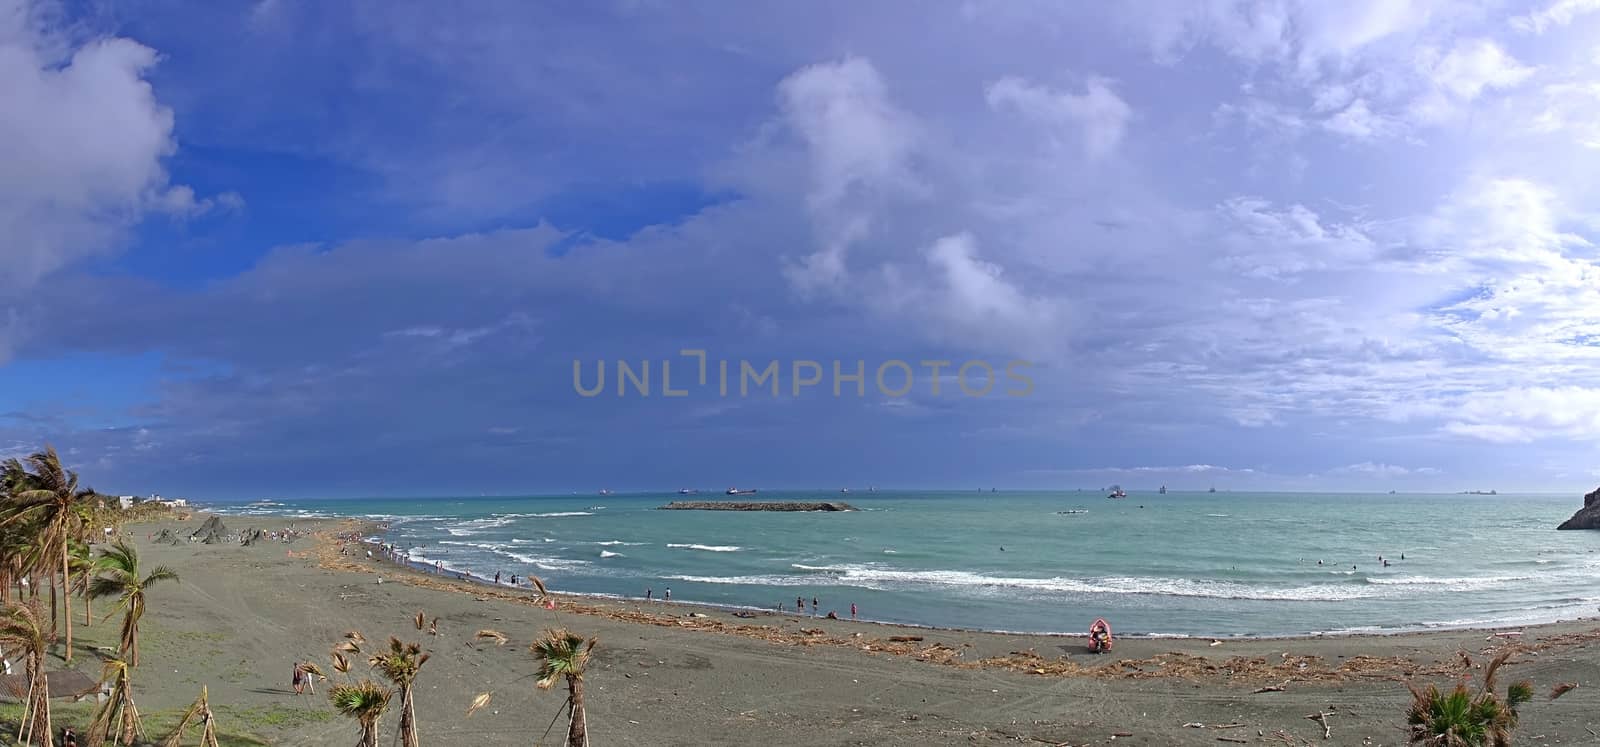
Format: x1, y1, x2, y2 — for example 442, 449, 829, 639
780, 596, 857, 620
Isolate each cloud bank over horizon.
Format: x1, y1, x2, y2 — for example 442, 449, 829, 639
1, 0, 1597, 498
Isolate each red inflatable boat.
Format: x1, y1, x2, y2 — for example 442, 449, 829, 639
1088, 618, 1113, 653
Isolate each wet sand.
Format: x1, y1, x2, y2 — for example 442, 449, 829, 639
72, 515, 1600, 745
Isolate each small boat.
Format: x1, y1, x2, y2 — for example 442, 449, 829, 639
598, 489, 612, 496
1057, 509, 1089, 515
725, 487, 758, 495
1158, 485, 1167, 495
840, 488, 850, 494
1106, 485, 1126, 499
678, 488, 697, 495
1088, 618, 1113, 653
1208, 486, 1217, 494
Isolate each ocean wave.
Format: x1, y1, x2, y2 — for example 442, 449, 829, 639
780, 564, 1380, 601
531, 511, 594, 518
666, 543, 742, 552
599, 550, 624, 558
591, 540, 648, 546
435, 540, 591, 571
1366, 574, 1533, 590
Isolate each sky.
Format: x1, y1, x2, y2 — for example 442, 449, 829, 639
2, 0, 1599, 498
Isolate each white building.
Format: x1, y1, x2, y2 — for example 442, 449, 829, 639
118, 496, 135, 509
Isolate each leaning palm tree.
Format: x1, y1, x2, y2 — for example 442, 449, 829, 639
330, 679, 392, 747
89, 540, 179, 667
1407, 650, 1534, 746
368, 637, 429, 747
532, 628, 597, 747
86, 658, 143, 747
4, 447, 96, 662
161, 686, 221, 747
0, 600, 54, 746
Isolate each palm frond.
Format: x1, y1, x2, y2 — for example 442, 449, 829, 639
1549, 682, 1577, 700
465, 692, 492, 718
475, 629, 509, 646
414, 611, 426, 630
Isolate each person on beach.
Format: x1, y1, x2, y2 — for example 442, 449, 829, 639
796, 596, 804, 613
646, 588, 653, 601
811, 597, 819, 616
664, 587, 671, 601
292, 662, 305, 695
494, 571, 501, 584
851, 602, 857, 620
61, 726, 77, 747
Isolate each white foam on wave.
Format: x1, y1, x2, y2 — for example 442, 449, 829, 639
599, 550, 624, 559
666, 543, 742, 552
1367, 574, 1534, 591
591, 540, 648, 546
531, 511, 594, 518
776, 564, 1381, 601
436, 540, 591, 571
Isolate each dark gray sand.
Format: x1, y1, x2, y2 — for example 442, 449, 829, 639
67, 515, 1600, 745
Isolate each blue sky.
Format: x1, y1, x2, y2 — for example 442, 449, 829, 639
3, 0, 1599, 498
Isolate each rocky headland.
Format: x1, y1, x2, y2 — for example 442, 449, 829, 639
1556, 485, 1600, 530
659, 500, 857, 511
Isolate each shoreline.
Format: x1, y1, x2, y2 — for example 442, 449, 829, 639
325, 516, 1600, 644
118, 513, 1600, 745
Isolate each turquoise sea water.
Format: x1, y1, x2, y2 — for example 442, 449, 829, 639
203, 491, 1600, 637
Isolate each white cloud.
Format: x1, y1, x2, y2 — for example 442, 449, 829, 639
1421, 39, 1534, 101
985, 75, 1133, 159
1321, 98, 1398, 138
1330, 462, 1441, 477
777, 57, 921, 293
0, 2, 216, 288
1511, 0, 1600, 34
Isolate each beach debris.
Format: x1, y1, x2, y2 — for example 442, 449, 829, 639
331, 652, 351, 674
1209, 640, 1223, 646
161, 685, 221, 747
475, 630, 509, 647
1183, 722, 1205, 728
1549, 682, 1577, 700
1217, 738, 1248, 744
688, 612, 708, 618
429, 618, 439, 636
1252, 682, 1288, 693
344, 630, 366, 643
465, 692, 492, 718
413, 611, 426, 630
1304, 711, 1332, 739
335, 641, 363, 654
888, 635, 924, 642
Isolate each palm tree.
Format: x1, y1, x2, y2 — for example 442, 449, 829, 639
89, 540, 179, 667
1407, 650, 1534, 746
368, 637, 429, 747
86, 658, 142, 747
0, 600, 54, 746
162, 686, 221, 747
4, 447, 96, 662
330, 680, 392, 747
532, 628, 597, 747
68, 539, 100, 625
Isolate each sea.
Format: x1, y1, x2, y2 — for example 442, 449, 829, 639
201, 490, 1600, 638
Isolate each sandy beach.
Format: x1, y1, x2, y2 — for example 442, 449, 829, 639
46, 513, 1599, 746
